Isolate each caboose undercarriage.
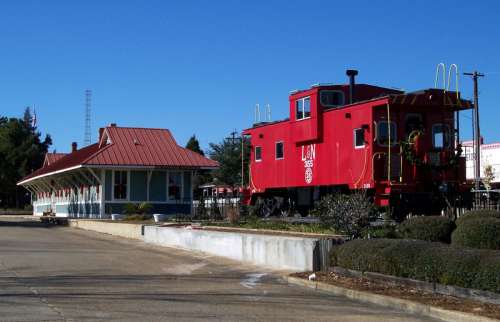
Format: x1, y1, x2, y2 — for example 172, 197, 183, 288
250, 183, 468, 219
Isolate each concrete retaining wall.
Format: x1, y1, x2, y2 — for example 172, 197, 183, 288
143, 226, 319, 271
68, 219, 143, 240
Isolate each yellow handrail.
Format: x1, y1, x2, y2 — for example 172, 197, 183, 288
435, 63, 446, 90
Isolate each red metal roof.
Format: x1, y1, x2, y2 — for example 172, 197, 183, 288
43, 153, 67, 167
19, 126, 218, 184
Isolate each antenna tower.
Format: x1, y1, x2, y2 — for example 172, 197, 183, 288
84, 89, 92, 145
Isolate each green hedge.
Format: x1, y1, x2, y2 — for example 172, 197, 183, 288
331, 238, 500, 293
451, 217, 500, 250
455, 209, 500, 226
398, 216, 455, 243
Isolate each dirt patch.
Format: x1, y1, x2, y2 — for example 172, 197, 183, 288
291, 271, 500, 320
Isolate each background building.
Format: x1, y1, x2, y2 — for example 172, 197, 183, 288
463, 139, 500, 187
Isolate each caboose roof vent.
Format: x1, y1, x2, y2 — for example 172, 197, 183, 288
346, 69, 359, 104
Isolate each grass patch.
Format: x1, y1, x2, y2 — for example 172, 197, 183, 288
206, 220, 337, 234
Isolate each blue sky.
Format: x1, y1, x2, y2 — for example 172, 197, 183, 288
1, 0, 499, 152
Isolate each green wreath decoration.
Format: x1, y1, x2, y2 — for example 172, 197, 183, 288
400, 130, 462, 171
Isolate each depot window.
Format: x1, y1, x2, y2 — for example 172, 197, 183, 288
113, 170, 128, 200
276, 141, 284, 159
168, 172, 182, 201
377, 121, 397, 146
354, 128, 365, 148
255, 146, 262, 161
320, 90, 344, 108
296, 97, 311, 120
432, 124, 450, 149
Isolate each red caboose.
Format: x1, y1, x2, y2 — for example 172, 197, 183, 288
242, 70, 472, 218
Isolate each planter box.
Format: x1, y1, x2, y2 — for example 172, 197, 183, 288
68, 219, 143, 240
143, 225, 337, 271
111, 214, 123, 221
153, 214, 169, 223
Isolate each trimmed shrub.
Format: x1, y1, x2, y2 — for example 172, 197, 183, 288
455, 209, 500, 226
451, 217, 500, 250
398, 216, 455, 243
331, 238, 500, 293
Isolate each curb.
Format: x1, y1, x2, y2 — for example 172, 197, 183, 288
286, 276, 498, 322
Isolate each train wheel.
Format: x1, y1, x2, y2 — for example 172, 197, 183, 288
262, 198, 278, 217
279, 197, 292, 217
255, 197, 283, 217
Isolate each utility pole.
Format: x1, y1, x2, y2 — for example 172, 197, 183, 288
84, 89, 92, 146
463, 71, 485, 190
225, 130, 244, 187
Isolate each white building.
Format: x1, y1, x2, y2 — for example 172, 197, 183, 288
463, 139, 500, 186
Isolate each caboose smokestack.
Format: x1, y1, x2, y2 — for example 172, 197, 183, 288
346, 69, 358, 104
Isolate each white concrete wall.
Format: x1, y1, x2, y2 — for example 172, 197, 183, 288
68, 220, 143, 240
143, 226, 318, 271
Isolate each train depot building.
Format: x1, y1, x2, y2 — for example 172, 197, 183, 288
17, 124, 218, 218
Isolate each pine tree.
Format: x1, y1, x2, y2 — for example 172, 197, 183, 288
185, 135, 204, 156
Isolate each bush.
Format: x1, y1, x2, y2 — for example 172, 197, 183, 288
455, 209, 500, 226
398, 216, 455, 243
226, 207, 240, 224
331, 238, 500, 293
123, 203, 137, 215
312, 191, 375, 237
451, 217, 500, 250
123, 202, 153, 215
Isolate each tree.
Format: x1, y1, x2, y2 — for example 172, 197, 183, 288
208, 133, 250, 186
185, 135, 204, 156
482, 164, 495, 191
312, 191, 375, 237
185, 135, 211, 191
0, 110, 52, 208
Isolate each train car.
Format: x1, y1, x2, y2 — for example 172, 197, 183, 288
242, 70, 473, 218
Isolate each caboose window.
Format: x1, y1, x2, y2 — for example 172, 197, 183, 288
354, 129, 365, 148
255, 146, 262, 161
276, 141, 284, 159
377, 121, 397, 146
405, 113, 423, 136
296, 97, 311, 120
320, 90, 344, 108
432, 124, 450, 149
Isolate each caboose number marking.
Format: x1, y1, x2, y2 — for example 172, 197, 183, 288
301, 144, 316, 184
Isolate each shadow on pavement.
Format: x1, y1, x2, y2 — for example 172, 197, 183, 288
0, 218, 66, 228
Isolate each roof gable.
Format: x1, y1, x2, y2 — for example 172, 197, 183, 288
43, 153, 67, 167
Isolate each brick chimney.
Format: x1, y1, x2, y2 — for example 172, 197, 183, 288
71, 142, 77, 152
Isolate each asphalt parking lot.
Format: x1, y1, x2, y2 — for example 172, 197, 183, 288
0, 217, 440, 322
